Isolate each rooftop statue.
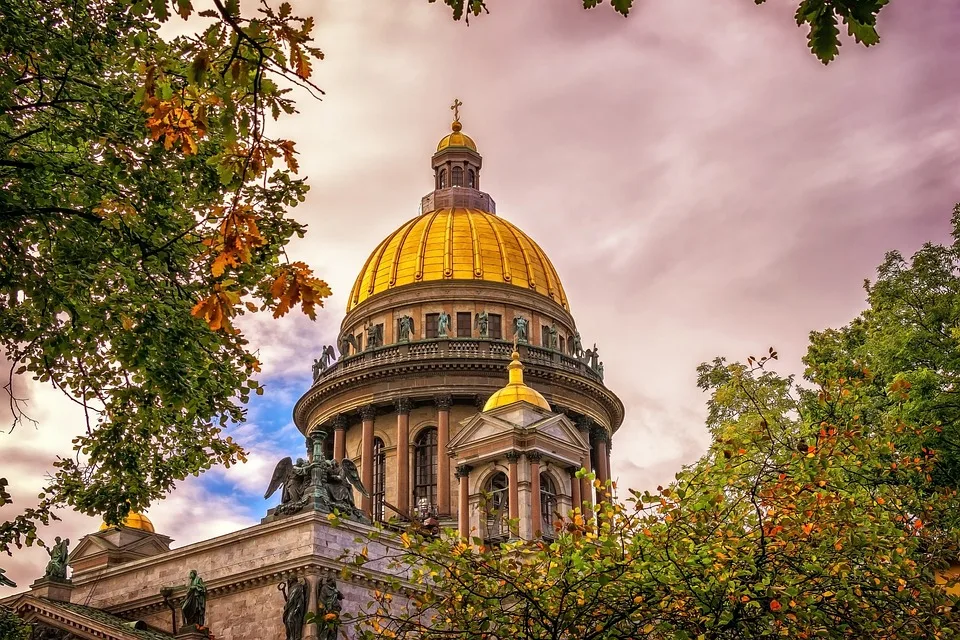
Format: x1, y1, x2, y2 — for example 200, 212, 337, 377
513, 316, 529, 343
475, 311, 489, 338
181, 570, 207, 629
339, 333, 358, 358
312, 345, 337, 379
437, 311, 451, 338
397, 315, 415, 342
571, 331, 584, 359
43, 536, 69, 582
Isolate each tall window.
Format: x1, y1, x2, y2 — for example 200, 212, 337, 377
372, 438, 386, 523
413, 428, 438, 512
425, 313, 439, 339
484, 471, 509, 542
559, 336, 565, 354
467, 168, 476, 188
355, 333, 363, 353
541, 325, 550, 347
540, 473, 557, 535
452, 166, 463, 187
488, 313, 502, 340
456, 312, 472, 338
438, 168, 447, 189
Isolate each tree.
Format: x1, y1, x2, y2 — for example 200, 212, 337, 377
0, 607, 31, 640
439, 0, 894, 64
0, 0, 329, 552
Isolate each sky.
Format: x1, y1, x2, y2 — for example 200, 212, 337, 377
3, 0, 960, 591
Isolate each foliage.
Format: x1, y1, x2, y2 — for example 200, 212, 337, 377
0, 0, 329, 553
438, 0, 893, 64
0, 607, 31, 640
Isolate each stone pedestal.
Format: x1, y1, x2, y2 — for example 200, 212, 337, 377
176, 623, 211, 639
28, 578, 74, 602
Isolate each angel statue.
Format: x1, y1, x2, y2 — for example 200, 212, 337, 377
323, 458, 370, 521
339, 334, 359, 358
397, 315, 415, 342
436, 312, 451, 338
570, 331, 584, 359
513, 316, 529, 343
265, 457, 316, 515
475, 311, 489, 338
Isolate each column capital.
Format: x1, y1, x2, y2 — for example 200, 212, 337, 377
473, 394, 486, 411
455, 463, 473, 478
576, 415, 594, 433
567, 465, 580, 475
526, 451, 542, 463
359, 404, 377, 421
395, 397, 412, 415
590, 425, 610, 443
505, 450, 521, 462
434, 393, 453, 409
332, 414, 348, 431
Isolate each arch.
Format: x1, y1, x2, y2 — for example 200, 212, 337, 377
482, 470, 510, 542
413, 426, 438, 514
451, 166, 463, 187
372, 437, 386, 522
540, 471, 558, 532
467, 168, 476, 188
438, 168, 447, 189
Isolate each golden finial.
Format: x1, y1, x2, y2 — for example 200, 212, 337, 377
450, 98, 463, 132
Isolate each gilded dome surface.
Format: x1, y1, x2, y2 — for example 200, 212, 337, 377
99, 511, 155, 533
483, 350, 551, 411
347, 208, 569, 312
436, 120, 477, 152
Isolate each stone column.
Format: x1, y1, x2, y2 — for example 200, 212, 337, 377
456, 464, 472, 539
506, 450, 520, 524
569, 465, 581, 512
528, 451, 542, 538
577, 416, 594, 513
332, 414, 347, 462
435, 394, 453, 516
396, 398, 411, 518
592, 425, 610, 504
304, 572, 320, 640
360, 404, 376, 516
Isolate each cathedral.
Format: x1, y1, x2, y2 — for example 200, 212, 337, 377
2, 112, 623, 639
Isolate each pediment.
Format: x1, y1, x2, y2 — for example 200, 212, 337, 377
450, 404, 588, 456
529, 414, 589, 451
13, 594, 174, 639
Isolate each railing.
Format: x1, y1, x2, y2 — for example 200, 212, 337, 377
312, 338, 604, 386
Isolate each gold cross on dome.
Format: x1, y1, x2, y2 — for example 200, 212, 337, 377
450, 98, 463, 122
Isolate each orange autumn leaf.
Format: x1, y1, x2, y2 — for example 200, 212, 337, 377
770, 600, 782, 612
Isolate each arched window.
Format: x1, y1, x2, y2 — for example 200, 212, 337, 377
451, 166, 463, 187
467, 168, 476, 188
372, 438, 386, 522
438, 168, 447, 189
540, 473, 557, 535
413, 428, 438, 513
483, 471, 509, 542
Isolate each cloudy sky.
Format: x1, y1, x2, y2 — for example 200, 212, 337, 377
2, 0, 960, 591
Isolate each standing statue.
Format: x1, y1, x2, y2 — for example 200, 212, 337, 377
513, 316, 529, 343
436, 312, 451, 338
548, 324, 559, 350
312, 345, 336, 378
475, 311, 489, 338
265, 457, 316, 514
365, 323, 383, 350
280, 576, 308, 640
597, 361, 604, 380
324, 458, 369, 520
316, 577, 344, 640
397, 315, 415, 342
571, 331, 584, 359
588, 344, 600, 370
312, 358, 322, 381
43, 536, 69, 581
339, 334, 358, 357
181, 570, 207, 628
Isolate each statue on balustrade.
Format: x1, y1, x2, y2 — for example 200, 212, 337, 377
437, 311, 451, 338
280, 576, 308, 640
475, 311, 489, 338
339, 334, 358, 358
397, 315, 415, 342
513, 316, 529, 343
316, 577, 344, 640
548, 324, 559, 350
366, 323, 383, 349
597, 361, 604, 380
312, 345, 337, 380
571, 331, 584, 359
587, 344, 600, 370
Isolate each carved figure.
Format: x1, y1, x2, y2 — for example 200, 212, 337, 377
43, 536, 69, 581
325, 458, 369, 518
513, 316, 529, 343
339, 334, 359, 357
597, 361, 604, 380
316, 577, 344, 640
571, 331, 584, 359
312, 359, 322, 380
265, 457, 315, 513
437, 312, 451, 338
366, 323, 383, 350
475, 311, 489, 338
589, 343, 600, 370
280, 576, 308, 640
397, 315, 415, 342
181, 570, 207, 628
313, 345, 337, 380
548, 324, 559, 350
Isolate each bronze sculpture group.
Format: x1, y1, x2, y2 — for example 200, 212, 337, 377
279, 575, 343, 640
43, 536, 70, 582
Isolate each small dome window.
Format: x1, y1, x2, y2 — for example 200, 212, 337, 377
452, 166, 463, 187
468, 168, 476, 188
438, 168, 447, 189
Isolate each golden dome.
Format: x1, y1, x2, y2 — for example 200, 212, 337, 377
347, 208, 568, 312
483, 350, 551, 412
436, 121, 477, 152
99, 512, 155, 533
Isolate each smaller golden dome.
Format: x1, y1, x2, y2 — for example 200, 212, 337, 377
483, 350, 551, 412
437, 121, 477, 152
100, 512, 155, 533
